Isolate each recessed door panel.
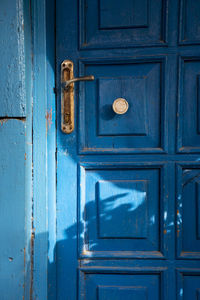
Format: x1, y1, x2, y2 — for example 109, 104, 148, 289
177, 58, 200, 153
176, 164, 200, 259
79, 58, 167, 154
79, 271, 162, 300
79, 0, 168, 49
79, 164, 167, 258
179, 0, 200, 45
177, 270, 200, 300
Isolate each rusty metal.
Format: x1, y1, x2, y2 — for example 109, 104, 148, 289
61, 60, 74, 133
61, 60, 94, 133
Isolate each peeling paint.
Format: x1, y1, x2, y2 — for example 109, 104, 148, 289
0, 119, 8, 125
30, 232, 35, 299
46, 108, 52, 132
0, 117, 26, 125
23, 247, 26, 271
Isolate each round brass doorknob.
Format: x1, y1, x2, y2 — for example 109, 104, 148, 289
112, 98, 129, 114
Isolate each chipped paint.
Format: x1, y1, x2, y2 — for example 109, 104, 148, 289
0, 119, 8, 125
30, 232, 35, 299
0, 117, 26, 126
46, 108, 52, 132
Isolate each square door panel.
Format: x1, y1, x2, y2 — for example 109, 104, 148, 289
97, 180, 148, 239
100, 0, 148, 29
176, 164, 200, 259
79, 0, 168, 49
79, 270, 162, 300
177, 270, 200, 300
177, 57, 200, 153
98, 78, 147, 136
79, 163, 167, 259
79, 58, 167, 154
179, 0, 200, 45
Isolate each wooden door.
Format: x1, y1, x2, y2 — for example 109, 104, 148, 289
56, 0, 200, 299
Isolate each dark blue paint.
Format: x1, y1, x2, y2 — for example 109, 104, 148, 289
99, 0, 148, 29
79, 165, 162, 258
79, 0, 167, 49
79, 58, 167, 153
80, 271, 161, 300
56, 0, 200, 299
179, 0, 200, 45
178, 57, 200, 153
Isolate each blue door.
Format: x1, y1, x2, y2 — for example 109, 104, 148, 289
56, 0, 200, 299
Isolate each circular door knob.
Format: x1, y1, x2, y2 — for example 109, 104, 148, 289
112, 98, 129, 115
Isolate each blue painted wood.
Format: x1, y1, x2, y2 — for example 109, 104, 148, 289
79, 270, 162, 300
31, 0, 56, 299
100, 0, 148, 29
79, 163, 168, 259
46, 0, 57, 299
179, 0, 200, 45
0, 120, 26, 299
0, 0, 32, 299
0, 0, 26, 117
79, 0, 168, 49
22, 0, 33, 297
78, 57, 168, 154
177, 56, 200, 153
30, 0, 57, 299
56, 0, 200, 299
177, 270, 200, 300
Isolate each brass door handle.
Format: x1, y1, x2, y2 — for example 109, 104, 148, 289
62, 75, 94, 89
61, 60, 94, 133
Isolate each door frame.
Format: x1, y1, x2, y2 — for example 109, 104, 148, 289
31, 0, 56, 298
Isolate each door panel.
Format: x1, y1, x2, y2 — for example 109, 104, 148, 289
177, 270, 200, 300
179, 0, 200, 45
79, 0, 168, 49
79, 58, 167, 154
79, 271, 163, 300
79, 163, 168, 259
176, 164, 200, 259
177, 57, 200, 153
56, 0, 200, 299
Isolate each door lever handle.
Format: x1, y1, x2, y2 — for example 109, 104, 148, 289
62, 75, 94, 89
61, 60, 94, 134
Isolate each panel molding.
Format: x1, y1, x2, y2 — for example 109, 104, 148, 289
179, 0, 200, 45
78, 56, 168, 154
177, 56, 200, 153
79, 267, 167, 300
176, 163, 200, 259
98, 0, 149, 30
177, 269, 200, 300
79, 0, 168, 49
78, 162, 170, 259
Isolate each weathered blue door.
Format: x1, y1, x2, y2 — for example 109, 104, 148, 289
56, 0, 200, 299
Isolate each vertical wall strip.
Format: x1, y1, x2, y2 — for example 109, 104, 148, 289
31, 0, 56, 298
